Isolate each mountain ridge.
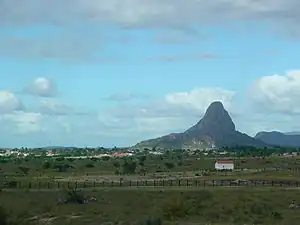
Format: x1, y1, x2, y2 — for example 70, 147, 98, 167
135, 101, 266, 149
255, 131, 300, 147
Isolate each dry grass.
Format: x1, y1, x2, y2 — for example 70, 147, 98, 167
1, 187, 300, 225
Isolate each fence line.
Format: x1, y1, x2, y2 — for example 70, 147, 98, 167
3, 179, 300, 189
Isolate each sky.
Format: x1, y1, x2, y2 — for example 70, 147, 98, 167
1, 0, 300, 148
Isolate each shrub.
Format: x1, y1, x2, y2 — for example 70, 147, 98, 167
65, 189, 86, 204
140, 216, 162, 225
162, 197, 188, 220
18, 167, 30, 175
85, 163, 94, 168
42, 161, 51, 169
5, 180, 18, 188
0, 206, 8, 225
164, 162, 174, 169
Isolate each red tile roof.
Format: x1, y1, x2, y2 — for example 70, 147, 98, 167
216, 161, 234, 164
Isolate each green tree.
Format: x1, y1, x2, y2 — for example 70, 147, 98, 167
85, 163, 94, 168
165, 162, 175, 169
42, 161, 51, 169
122, 161, 137, 174
138, 155, 147, 166
18, 166, 30, 175
113, 161, 120, 168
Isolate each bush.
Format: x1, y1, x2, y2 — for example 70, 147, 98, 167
0, 205, 20, 225
122, 161, 137, 174
164, 162, 174, 169
55, 157, 65, 161
102, 156, 110, 161
42, 161, 51, 169
140, 216, 162, 225
18, 167, 30, 175
54, 164, 71, 172
85, 163, 94, 168
0, 206, 8, 225
65, 189, 86, 204
5, 180, 18, 188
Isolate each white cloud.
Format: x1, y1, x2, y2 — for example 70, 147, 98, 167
250, 70, 300, 114
25, 77, 57, 97
56, 117, 72, 133
1, 111, 44, 134
0, 32, 104, 61
97, 87, 236, 139
39, 99, 91, 115
1, 0, 300, 32
1, 0, 299, 61
0, 90, 22, 113
0, 34, 95, 60
39, 99, 71, 115
165, 87, 235, 111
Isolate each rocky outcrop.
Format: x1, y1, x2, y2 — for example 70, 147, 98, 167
135, 101, 265, 149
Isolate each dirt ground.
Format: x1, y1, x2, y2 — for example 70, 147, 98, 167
54, 171, 198, 182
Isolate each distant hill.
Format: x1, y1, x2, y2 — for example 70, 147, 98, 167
255, 131, 300, 147
285, 132, 300, 135
41, 146, 74, 150
135, 101, 266, 149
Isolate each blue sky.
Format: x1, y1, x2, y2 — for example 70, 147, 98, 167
1, 0, 300, 148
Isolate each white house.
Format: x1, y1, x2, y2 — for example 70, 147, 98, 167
215, 160, 234, 170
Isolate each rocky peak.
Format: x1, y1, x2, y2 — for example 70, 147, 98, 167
186, 101, 235, 135
135, 101, 264, 149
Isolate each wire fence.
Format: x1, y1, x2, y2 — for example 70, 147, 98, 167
3, 179, 300, 189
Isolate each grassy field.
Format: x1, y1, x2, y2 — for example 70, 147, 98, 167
2, 155, 300, 189
1, 187, 300, 225
2, 151, 300, 224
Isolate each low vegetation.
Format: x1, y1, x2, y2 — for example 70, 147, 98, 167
1, 146, 300, 224
1, 188, 300, 224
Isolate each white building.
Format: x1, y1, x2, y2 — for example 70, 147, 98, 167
215, 160, 234, 170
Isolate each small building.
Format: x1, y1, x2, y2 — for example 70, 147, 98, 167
215, 160, 234, 170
